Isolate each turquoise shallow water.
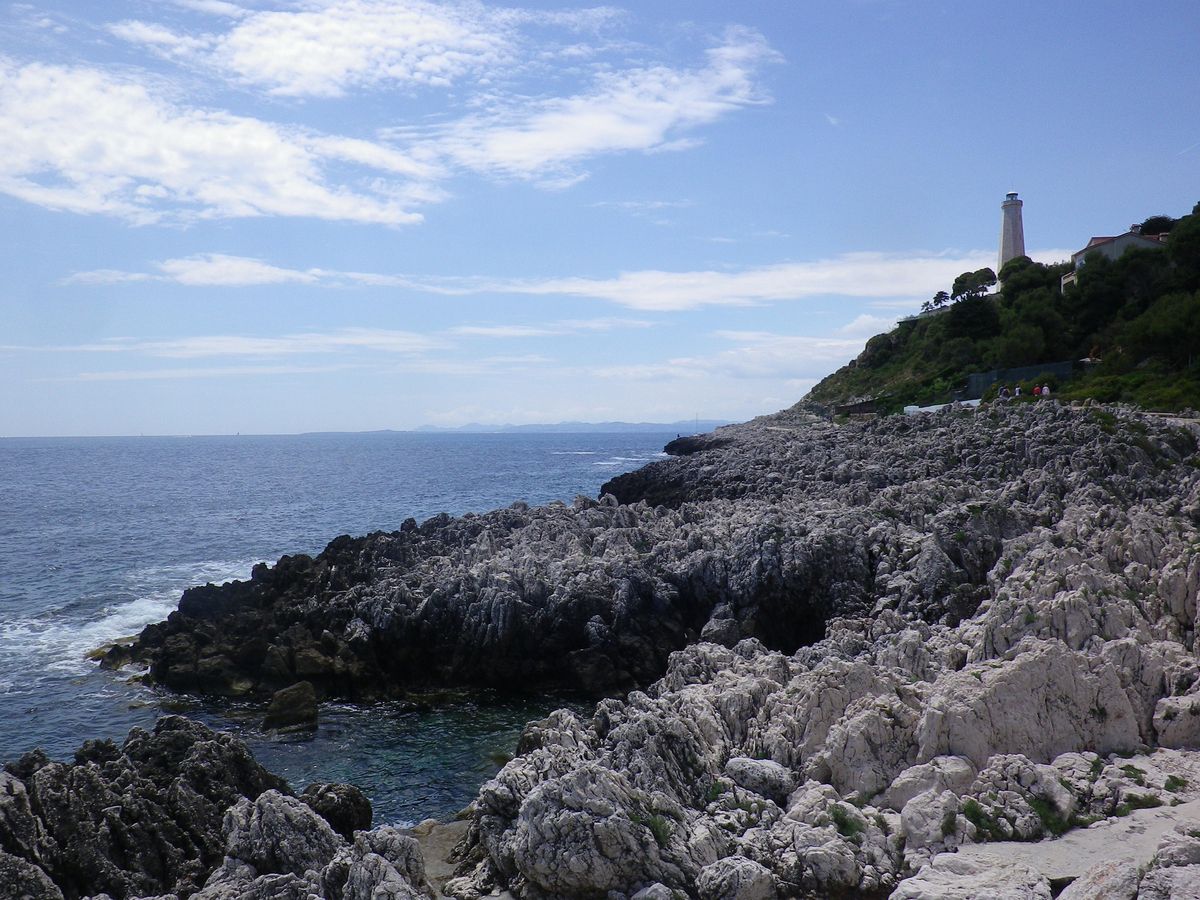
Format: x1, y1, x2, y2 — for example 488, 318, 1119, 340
0, 431, 669, 824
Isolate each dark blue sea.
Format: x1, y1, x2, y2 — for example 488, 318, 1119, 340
0, 431, 673, 824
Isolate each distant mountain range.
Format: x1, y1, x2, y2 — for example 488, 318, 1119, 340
405, 419, 730, 434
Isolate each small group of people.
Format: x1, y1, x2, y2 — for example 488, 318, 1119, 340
996, 383, 1051, 401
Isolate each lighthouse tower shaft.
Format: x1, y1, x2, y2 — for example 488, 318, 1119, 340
999, 192, 1025, 272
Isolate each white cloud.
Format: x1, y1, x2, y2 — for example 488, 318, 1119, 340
67, 249, 1010, 313
12, 328, 443, 359
162, 254, 324, 286
416, 28, 778, 182
117, 1, 629, 98
590, 331, 864, 382
114, 0, 516, 97
0, 58, 427, 224
386, 353, 555, 376
107, 20, 214, 58
5, 22, 775, 223
141, 328, 443, 358
70, 253, 436, 288
169, 0, 249, 18
449, 317, 652, 337
69, 364, 352, 382
839, 313, 897, 336
478, 250, 997, 311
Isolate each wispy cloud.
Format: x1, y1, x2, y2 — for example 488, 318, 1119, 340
6, 328, 443, 359
111, 1, 511, 97
473, 250, 998, 311
448, 317, 653, 337
589, 330, 865, 382
839, 313, 897, 336
67, 364, 353, 382
68, 249, 1007, 312
69, 254, 324, 286
408, 28, 778, 184
0, 58, 430, 225
113, 1, 628, 98
168, 0, 249, 18
4, 18, 774, 224
386, 353, 555, 377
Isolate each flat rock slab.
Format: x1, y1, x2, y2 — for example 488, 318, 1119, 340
951, 797, 1200, 882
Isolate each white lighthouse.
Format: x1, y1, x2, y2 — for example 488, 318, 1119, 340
998, 191, 1026, 271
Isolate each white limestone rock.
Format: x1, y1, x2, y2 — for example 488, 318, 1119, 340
222, 790, 342, 878
722, 758, 794, 806
1056, 860, 1141, 900
916, 638, 1141, 768
1154, 695, 1200, 749
900, 789, 959, 851
883, 756, 976, 811
695, 856, 777, 900
631, 884, 677, 900
891, 853, 1052, 900
1154, 824, 1200, 868
1137, 865, 1200, 899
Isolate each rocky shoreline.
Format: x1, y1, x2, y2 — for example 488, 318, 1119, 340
7, 400, 1200, 898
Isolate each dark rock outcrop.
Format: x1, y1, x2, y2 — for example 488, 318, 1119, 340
262, 680, 319, 732
300, 782, 372, 840
0, 716, 285, 899
121, 404, 1199, 708
0, 720, 430, 900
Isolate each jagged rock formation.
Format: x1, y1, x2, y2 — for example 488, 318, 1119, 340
100, 401, 1200, 897
124, 402, 1198, 707
0, 718, 429, 900
431, 402, 1200, 899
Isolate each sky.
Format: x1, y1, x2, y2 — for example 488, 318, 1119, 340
1, 1, 1197, 436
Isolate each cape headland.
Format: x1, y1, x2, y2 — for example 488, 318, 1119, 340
7, 397, 1198, 898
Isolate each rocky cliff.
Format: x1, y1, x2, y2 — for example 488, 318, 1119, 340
89, 400, 1200, 897
433, 402, 1200, 898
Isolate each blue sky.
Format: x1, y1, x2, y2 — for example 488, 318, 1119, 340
2, 0, 1197, 435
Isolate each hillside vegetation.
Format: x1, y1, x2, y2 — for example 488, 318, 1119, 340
809, 202, 1200, 412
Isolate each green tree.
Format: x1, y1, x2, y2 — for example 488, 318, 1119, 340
1167, 210, 1200, 290
947, 294, 1001, 341
1122, 290, 1200, 368
1139, 214, 1176, 236
952, 268, 997, 302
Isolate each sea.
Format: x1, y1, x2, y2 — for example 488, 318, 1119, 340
0, 430, 674, 825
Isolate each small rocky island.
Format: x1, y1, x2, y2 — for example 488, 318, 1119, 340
7, 399, 1200, 898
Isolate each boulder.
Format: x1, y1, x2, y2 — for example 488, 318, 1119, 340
262, 681, 319, 731
696, 856, 777, 900
883, 756, 976, 810
0, 716, 286, 899
891, 854, 1053, 900
1057, 860, 1141, 900
723, 758, 794, 806
1153, 695, 1200, 749
1137, 865, 1200, 899
301, 782, 372, 839
223, 790, 341, 877
0, 849, 63, 900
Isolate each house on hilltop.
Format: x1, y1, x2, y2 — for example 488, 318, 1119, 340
1060, 224, 1168, 291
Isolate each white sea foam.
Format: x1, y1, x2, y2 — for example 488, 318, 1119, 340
0, 558, 258, 677
550, 451, 598, 455
592, 455, 656, 466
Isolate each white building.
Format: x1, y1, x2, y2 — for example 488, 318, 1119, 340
1060, 225, 1168, 291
